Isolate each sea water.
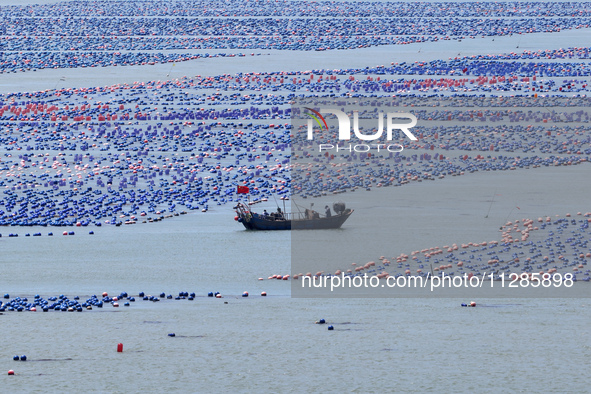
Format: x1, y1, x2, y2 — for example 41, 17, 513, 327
2, 169, 590, 392
2, 6, 591, 393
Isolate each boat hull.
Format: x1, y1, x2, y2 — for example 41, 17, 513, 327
239, 210, 353, 231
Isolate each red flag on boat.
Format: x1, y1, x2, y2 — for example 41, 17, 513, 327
237, 186, 250, 194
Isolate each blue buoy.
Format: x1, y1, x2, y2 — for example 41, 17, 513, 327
13, 355, 19, 361
318, 318, 326, 324
207, 292, 213, 297
168, 333, 175, 337
20, 355, 27, 361
328, 325, 334, 331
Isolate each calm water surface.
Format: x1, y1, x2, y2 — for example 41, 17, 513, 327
1, 200, 590, 393
2, 7, 591, 393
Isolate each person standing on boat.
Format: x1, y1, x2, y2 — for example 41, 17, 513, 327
325, 205, 331, 217
263, 209, 269, 218
276, 207, 284, 220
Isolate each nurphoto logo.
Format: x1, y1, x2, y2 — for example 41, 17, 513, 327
305, 107, 418, 153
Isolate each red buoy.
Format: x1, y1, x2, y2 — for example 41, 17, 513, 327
8, 370, 15, 375
117, 343, 123, 353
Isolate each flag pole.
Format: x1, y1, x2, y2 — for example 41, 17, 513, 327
282, 197, 287, 220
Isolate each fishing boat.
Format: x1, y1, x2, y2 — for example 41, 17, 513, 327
234, 201, 353, 230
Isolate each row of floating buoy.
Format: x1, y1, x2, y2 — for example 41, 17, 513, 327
2, 1, 591, 74
0, 231, 96, 237
1, 0, 586, 18
0, 52, 248, 75
6, 35, 591, 75
1, 291, 271, 311
309, 213, 590, 283
292, 150, 590, 199
0, 105, 290, 226
0, 292, 134, 312
0, 73, 589, 227
1, 47, 591, 228
260, 274, 290, 280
